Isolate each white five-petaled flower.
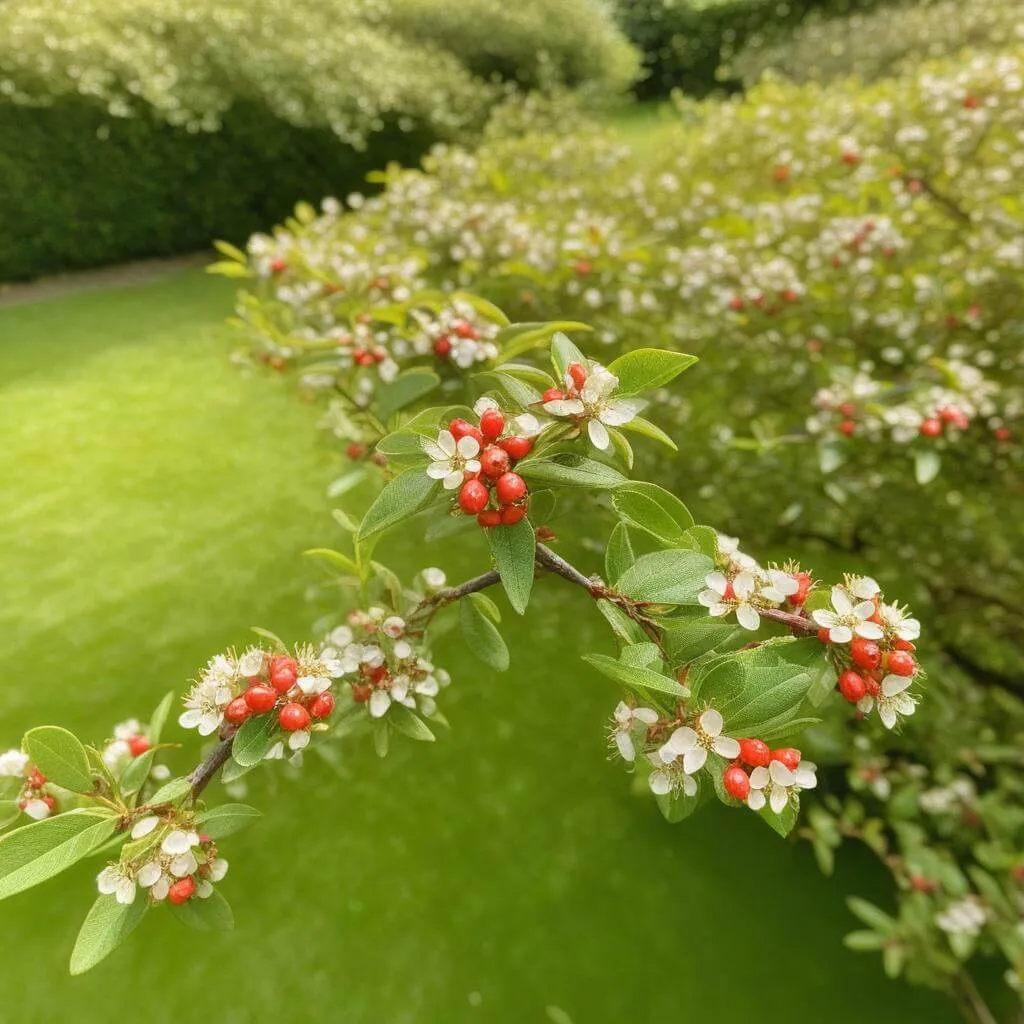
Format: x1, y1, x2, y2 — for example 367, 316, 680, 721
421, 567, 446, 589
936, 897, 987, 937
747, 759, 818, 813
610, 701, 659, 762
699, 571, 761, 631
382, 616, 405, 638
812, 585, 884, 644
762, 570, 800, 603
541, 363, 645, 450
178, 677, 232, 735
658, 708, 740, 773
295, 643, 345, 695
858, 674, 916, 729
97, 864, 136, 905
423, 429, 481, 489
162, 829, 200, 856
879, 602, 921, 642
0, 749, 28, 777
648, 760, 698, 798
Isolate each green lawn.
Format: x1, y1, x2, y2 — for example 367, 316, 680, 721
0, 268, 956, 1022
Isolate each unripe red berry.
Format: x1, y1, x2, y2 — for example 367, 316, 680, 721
477, 509, 502, 528
269, 656, 298, 693
886, 650, 916, 677
567, 362, 588, 391
168, 876, 196, 905
771, 747, 801, 771
791, 571, 812, 606
723, 765, 751, 801
738, 738, 771, 768
479, 445, 510, 479
224, 696, 253, 724
501, 504, 528, 525
838, 669, 867, 703
279, 702, 310, 732
458, 478, 490, 515
541, 388, 566, 403
310, 692, 335, 719
245, 684, 278, 713
480, 409, 505, 441
433, 336, 451, 356
351, 681, 372, 703
495, 472, 527, 506
839, 419, 855, 437
449, 419, 484, 445
920, 418, 942, 438
128, 736, 151, 757
850, 637, 882, 671
499, 435, 532, 460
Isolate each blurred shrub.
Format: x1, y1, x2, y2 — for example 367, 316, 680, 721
730, 0, 1024, 85
0, 0, 637, 281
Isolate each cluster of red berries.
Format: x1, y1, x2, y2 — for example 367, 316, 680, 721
835, 635, 917, 704
721, 739, 802, 800
17, 767, 56, 815
540, 359, 588, 406
452, 410, 533, 528
433, 318, 482, 357
919, 405, 970, 438
223, 654, 334, 733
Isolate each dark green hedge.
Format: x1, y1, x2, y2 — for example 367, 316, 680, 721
615, 0, 884, 99
0, 100, 429, 282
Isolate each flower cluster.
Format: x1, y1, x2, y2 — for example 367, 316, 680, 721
540, 359, 644, 450
407, 300, 501, 368
0, 750, 55, 821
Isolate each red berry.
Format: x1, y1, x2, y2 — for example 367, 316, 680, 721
894, 638, 916, 652
477, 509, 502, 528
479, 445, 510, 479
499, 435, 532, 460
495, 472, 527, 506
886, 650, 916, 677
351, 681, 372, 703
572, 260, 593, 276
567, 362, 588, 391
480, 409, 505, 440
269, 656, 298, 693
723, 765, 751, 801
839, 402, 857, 417
42, 795, 56, 811
279, 703, 310, 732
501, 504, 528, 525
865, 676, 881, 697
728, 297, 744, 311
458, 479, 490, 515
738, 738, 771, 768
128, 736, 151, 757
310, 692, 335, 719
850, 637, 882, 671
541, 388, 566, 403
269, 259, 286, 274
838, 670, 867, 703
791, 571, 812, 606
452, 319, 479, 340
449, 419, 484, 445
433, 336, 451, 356
817, 627, 831, 644
224, 697, 253, 724
168, 876, 196, 905
346, 442, 366, 460
27, 769, 47, 789
839, 419, 855, 437
771, 747, 801, 771
994, 426, 1011, 442
245, 685, 278, 713
920, 418, 942, 438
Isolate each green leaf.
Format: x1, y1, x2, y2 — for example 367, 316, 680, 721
357, 470, 439, 541
377, 369, 441, 422
615, 549, 713, 606
655, 773, 710, 823
170, 889, 234, 932
757, 799, 799, 838
149, 777, 192, 805
486, 517, 536, 615
550, 331, 587, 380
844, 930, 887, 951
451, 291, 510, 327
596, 599, 648, 646
70, 894, 148, 975
231, 714, 280, 768
612, 483, 693, 546
483, 371, 542, 409
619, 643, 662, 670
847, 896, 896, 933
493, 321, 592, 365
582, 653, 687, 701
659, 608, 746, 665
0, 809, 118, 901
148, 691, 175, 746
221, 758, 256, 784
519, 454, 626, 491
250, 626, 287, 651
606, 427, 634, 470
118, 750, 155, 796
388, 705, 435, 742
23, 727, 93, 794
213, 239, 247, 263
195, 803, 262, 840
606, 348, 697, 396
618, 415, 678, 450
304, 548, 360, 575
914, 449, 941, 485
460, 595, 510, 672
605, 522, 635, 584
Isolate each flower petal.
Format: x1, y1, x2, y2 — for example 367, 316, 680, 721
735, 603, 760, 631
587, 417, 610, 450
714, 736, 740, 760
699, 708, 724, 737
682, 745, 707, 774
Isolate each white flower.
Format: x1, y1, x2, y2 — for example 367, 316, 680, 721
137, 860, 164, 890
208, 858, 229, 882
97, 864, 136, 905
102, 739, 131, 768
812, 585, 884, 644
472, 396, 500, 416
610, 701, 659, 762
295, 643, 345, 695
698, 570, 761, 630
382, 616, 405, 638
130, 815, 160, 840
161, 829, 200, 856
265, 741, 286, 760
170, 851, 199, 877
422, 429, 481, 489
849, 576, 880, 600
421, 567, 446, 589
879, 603, 921, 642
649, 761, 698, 798
936, 897, 987, 936
858, 675, 916, 729
287, 730, 310, 751
762, 569, 799, 603
237, 647, 265, 677
112, 719, 143, 741
394, 639, 413, 660
658, 708, 741, 773
179, 677, 232, 736
0, 749, 28, 777
329, 624, 354, 647
542, 363, 646, 450
369, 690, 391, 718
514, 412, 545, 437
23, 798, 51, 820
747, 759, 817, 813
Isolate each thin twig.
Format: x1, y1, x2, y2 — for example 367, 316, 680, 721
188, 729, 237, 799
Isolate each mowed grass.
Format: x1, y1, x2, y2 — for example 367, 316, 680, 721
0, 268, 956, 1023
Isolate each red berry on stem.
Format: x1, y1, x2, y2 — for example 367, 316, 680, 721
541, 388, 566, 403
269, 258, 286, 274
168, 876, 196, 905
310, 692, 335, 719
477, 509, 502, 528
850, 637, 882, 671
480, 409, 505, 440
738, 738, 771, 768
723, 765, 751, 801
449, 419, 485, 445
501, 504, 527, 525
920, 418, 942, 438
567, 362, 588, 391
279, 703, 311, 732
839, 419, 855, 437
499, 435, 532, 460
838, 669, 867, 703
433, 336, 451, 356
269, 656, 298, 693
817, 627, 831, 644
128, 735, 151, 757
886, 650, 916, 677
224, 696, 253, 724
495, 472, 527, 505
346, 442, 366, 460
245, 684, 278, 713
351, 681, 372, 703
791, 571, 812, 606
894, 638, 916, 652
771, 747, 802, 771
458, 479, 490, 515
479, 445, 510, 479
